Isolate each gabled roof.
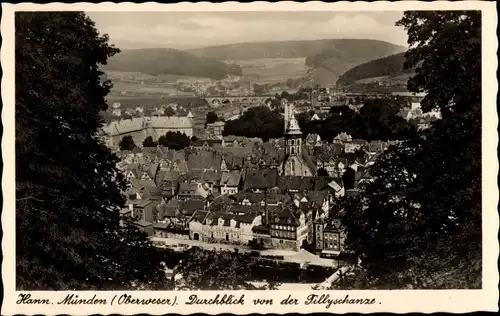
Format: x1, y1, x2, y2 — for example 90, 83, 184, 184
277, 176, 315, 192
272, 207, 301, 226
187, 151, 222, 171
219, 146, 254, 158
149, 116, 194, 129
191, 139, 223, 147
232, 191, 264, 204
243, 168, 278, 189
178, 182, 198, 194
180, 199, 205, 216
191, 210, 210, 223
201, 169, 221, 183
220, 171, 242, 187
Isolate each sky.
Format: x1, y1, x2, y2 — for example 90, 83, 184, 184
87, 11, 408, 50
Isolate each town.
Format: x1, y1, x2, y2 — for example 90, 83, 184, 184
99, 86, 435, 287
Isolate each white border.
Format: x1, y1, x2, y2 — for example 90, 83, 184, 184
2, 2, 498, 314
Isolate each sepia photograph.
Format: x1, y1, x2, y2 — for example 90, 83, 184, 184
2, 1, 498, 314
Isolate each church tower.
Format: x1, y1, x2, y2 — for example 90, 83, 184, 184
283, 102, 312, 177
285, 109, 302, 156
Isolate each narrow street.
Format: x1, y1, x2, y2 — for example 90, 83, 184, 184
150, 236, 338, 267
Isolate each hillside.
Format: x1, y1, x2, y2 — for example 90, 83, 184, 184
187, 39, 406, 86
336, 52, 415, 86
103, 48, 242, 80
187, 39, 404, 60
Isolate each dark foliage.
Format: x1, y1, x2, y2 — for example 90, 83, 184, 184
298, 97, 415, 142
336, 52, 414, 86
104, 48, 242, 79
223, 106, 284, 142
16, 12, 167, 290
158, 131, 191, 150
339, 11, 481, 289
164, 106, 176, 117
119, 135, 136, 150
206, 111, 218, 125
142, 136, 158, 148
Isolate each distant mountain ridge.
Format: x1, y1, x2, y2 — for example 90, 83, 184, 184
187, 39, 405, 60
103, 39, 406, 85
336, 52, 415, 86
103, 48, 242, 79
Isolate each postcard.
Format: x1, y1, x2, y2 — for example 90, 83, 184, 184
1, 1, 498, 314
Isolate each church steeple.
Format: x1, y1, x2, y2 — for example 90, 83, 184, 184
284, 103, 302, 156
282, 100, 312, 177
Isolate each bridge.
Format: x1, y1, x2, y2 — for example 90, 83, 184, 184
204, 95, 274, 106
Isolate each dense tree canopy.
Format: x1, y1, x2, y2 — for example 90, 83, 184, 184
164, 106, 176, 117
223, 106, 284, 142
16, 12, 166, 290
119, 135, 136, 150
142, 136, 157, 147
339, 11, 481, 289
298, 97, 415, 142
174, 248, 280, 290
158, 131, 191, 150
206, 111, 219, 125
336, 52, 413, 86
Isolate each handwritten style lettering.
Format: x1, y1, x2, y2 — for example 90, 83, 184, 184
57, 294, 107, 305
185, 294, 245, 305
304, 294, 376, 308
17, 294, 51, 305
115, 294, 176, 305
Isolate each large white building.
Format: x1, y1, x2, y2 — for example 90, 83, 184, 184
189, 211, 262, 245
102, 115, 194, 148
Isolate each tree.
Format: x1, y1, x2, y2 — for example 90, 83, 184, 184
15, 12, 167, 290
142, 136, 157, 147
174, 248, 279, 290
119, 135, 136, 150
164, 106, 176, 117
158, 131, 191, 150
206, 111, 218, 125
339, 11, 481, 289
223, 106, 284, 142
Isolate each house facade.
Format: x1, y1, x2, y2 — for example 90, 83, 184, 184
189, 211, 262, 245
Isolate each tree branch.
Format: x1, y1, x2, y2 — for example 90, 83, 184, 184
16, 195, 44, 202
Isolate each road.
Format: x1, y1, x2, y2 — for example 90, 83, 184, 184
150, 236, 337, 268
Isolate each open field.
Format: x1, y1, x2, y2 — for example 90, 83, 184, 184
105, 70, 212, 83
230, 57, 309, 84
110, 81, 181, 95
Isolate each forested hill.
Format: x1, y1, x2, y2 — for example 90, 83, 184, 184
187, 39, 406, 61
336, 52, 415, 86
103, 48, 242, 79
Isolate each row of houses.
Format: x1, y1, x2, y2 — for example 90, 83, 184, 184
115, 133, 395, 256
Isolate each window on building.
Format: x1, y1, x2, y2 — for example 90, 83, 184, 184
279, 239, 283, 244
